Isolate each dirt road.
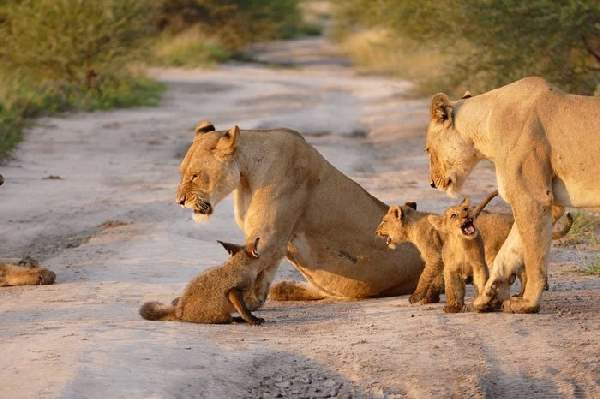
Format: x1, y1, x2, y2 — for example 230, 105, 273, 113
1, 37, 599, 398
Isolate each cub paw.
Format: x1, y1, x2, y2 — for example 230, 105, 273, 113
502, 298, 540, 314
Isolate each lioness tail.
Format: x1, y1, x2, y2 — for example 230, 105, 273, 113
139, 302, 178, 321
552, 212, 573, 240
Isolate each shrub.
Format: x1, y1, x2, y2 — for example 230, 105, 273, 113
0, 0, 164, 157
333, 0, 600, 95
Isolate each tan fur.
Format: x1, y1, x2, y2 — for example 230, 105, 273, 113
175, 121, 424, 305
0, 257, 55, 286
377, 197, 512, 306
427, 198, 489, 312
139, 240, 267, 325
377, 196, 572, 306
426, 76, 595, 313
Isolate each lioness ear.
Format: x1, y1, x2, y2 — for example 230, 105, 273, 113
427, 215, 443, 231
404, 201, 417, 210
215, 125, 240, 157
431, 93, 453, 126
195, 120, 216, 135
247, 237, 260, 258
217, 240, 244, 256
461, 91, 472, 99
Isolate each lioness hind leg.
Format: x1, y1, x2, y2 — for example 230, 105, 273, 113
269, 281, 326, 301
228, 289, 264, 325
0, 264, 56, 286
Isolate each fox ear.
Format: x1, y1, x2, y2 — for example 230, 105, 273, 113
427, 215, 443, 231
195, 120, 216, 135
404, 201, 417, 210
431, 93, 453, 126
217, 240, 244, 256
247, 237, 260, 258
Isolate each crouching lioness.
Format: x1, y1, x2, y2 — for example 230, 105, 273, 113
175, 121, 424, 306
425, 77, 599, 313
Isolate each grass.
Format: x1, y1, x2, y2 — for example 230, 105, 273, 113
559, 211, 600, 247
585, 258, 600, 275
152, 28, 233, 68
0, 75, 165, 158
337, 29, 449, 95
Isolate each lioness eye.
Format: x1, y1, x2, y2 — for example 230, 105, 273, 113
450, 213, 457, 219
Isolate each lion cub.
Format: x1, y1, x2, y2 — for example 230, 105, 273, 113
0, 257, 56, 287
377, 192, 507, 305
140, 238, 267, 325
427, 198, 491, 312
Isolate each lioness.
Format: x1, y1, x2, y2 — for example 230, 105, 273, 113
2, 173, 56, 286
0, 257, 56, 286
425, 77, 598, 313
140, 238, 267, 325
176, 121, 424, 305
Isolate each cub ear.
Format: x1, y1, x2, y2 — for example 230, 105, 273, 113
404, 201, 417, 210
195, 120, 216, 135
427, 215, 443, 231
460, 197, 470, 208
387, 205, 403, 221
246, 237, 260, 258
217, 240, 244, 256
215, 125, 240, 157
461, 91, 472, 99
431, 93, 453, 126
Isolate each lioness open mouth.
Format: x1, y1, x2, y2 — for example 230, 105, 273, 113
194, 201, 212, 215
461, 219, 476, 236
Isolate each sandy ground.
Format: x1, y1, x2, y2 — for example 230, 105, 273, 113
1, 37, 599, 399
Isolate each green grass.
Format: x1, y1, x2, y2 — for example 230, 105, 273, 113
586, 258, 600, 275
559, 211, 600, 247
0, 76, 165, 158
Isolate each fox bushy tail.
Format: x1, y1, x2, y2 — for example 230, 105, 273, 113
139, 302, 178, 321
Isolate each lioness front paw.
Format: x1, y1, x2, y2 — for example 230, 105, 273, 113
249, 316, 264, 326
502, 297, 540, 314
38, 269, 56, 285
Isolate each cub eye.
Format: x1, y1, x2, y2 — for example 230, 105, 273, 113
450, 213, 457, 219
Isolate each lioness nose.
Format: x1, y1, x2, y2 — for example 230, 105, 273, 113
430, 181, 437, 189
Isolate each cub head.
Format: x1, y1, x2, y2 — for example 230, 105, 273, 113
176, 121, 241, 223
428, 198, 478, 239
426, 92, 479, 196
376, 202, 418, 249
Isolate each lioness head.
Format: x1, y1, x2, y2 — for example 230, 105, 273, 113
376, 202, 418, 249
176, 121, 241, 223
428, 198, 478, 240
426, 93, 479, 196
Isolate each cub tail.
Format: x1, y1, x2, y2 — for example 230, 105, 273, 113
139, 302, 178, 321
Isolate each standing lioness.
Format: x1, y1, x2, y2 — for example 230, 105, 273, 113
426, 77, 600, 313
175, 121, 424, 304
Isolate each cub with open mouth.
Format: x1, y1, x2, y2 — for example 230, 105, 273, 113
427, 197, 493, 313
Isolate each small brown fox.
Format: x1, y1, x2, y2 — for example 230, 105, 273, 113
140, 238, 268, 325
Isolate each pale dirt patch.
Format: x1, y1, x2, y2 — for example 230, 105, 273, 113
0, 37, 598, 398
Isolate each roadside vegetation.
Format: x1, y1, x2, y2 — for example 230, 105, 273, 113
0, 0, 318, 158
332, 0, 600, 96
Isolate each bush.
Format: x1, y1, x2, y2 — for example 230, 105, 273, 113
0, 0, 164, 157
334, 0, 600, 96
